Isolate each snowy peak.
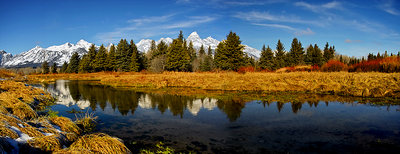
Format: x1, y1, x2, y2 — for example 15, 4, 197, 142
188, 31, 201, 40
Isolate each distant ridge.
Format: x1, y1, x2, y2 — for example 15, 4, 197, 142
0, 32, 260, 68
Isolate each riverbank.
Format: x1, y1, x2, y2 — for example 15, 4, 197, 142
29, 71, 400, 98
0, 80, 131, 153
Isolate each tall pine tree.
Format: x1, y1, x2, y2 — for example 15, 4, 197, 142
67, 52, 80, 73
116, 39, 129, 71
274, 40, 286, 69
106, 45, 117, 71
288, 38, 304, 66
94, 45, 107, 72
312, 44, 323, 66
87, 44, 97, 72
214, 31, 245, 71
259, 45, 275, 70
166, 32, 191, 71
130, 40, 140, 72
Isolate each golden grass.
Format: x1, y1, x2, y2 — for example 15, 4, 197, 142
29, 72, 400, 98
0, 126, 19, 139
69, 133, 130, 154
50, 117, 81, 135
27, 135, 62, 152
39, 127, 60, 135
12, 102, 37, 120
0, 106, 7, 114
75, 113, 97, 133
0, 113, 25, 128
62, 132, 79, 142
20, 126, 44, 137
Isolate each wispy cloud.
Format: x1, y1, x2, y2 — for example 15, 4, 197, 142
252, 23, 314, 36
252, 23, 296, 31
234, 11, 323, 26
294, 28, 315, 36
345, 39, 361, 43
294, 1, 342, 13
96, 14, 216, 43
379, 0, 400, 16
224, 0, 287, 6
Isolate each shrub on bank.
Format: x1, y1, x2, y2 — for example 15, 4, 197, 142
321, 60, 347, 72
349, 57, 400, 72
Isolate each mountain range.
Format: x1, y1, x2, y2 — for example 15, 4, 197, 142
0, 32, 260, 68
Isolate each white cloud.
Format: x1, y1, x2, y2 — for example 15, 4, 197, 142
234, 11, 322, 26
96, 14, 216, 43
379, 0, 400, 16
252, 23, 314, 36
252, 23, 296, 31
294, 1, 342, 13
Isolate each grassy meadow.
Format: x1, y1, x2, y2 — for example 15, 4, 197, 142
28, 71, 400, 98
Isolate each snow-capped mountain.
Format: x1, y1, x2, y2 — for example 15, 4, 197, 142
2, 40, 92, 67
1, 32, 260, 68
135, 32, 260, 58
0, 50, 13, 66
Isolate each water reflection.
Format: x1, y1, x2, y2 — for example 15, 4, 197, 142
40, 80, 400, 153
41, 80, 397, 122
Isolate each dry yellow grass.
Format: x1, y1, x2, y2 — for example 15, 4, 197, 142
69, 133, 130, 154
53, 148, 94, 154
20, 126, 44, 137
0, 126, 19, 139
28, 135, 62, 152
50, 117, 81, 135
12, 102, 37, 120
29, 72, 400, 98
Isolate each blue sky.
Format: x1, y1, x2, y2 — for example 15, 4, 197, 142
0, 0, 399, 57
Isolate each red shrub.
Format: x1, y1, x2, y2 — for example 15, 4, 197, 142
349, 57, 400, 72
311, 65, 320, 72
237, 66, 255, 74
321, 60, 347, 72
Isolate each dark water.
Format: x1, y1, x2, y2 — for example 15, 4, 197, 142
40, 80, 400, 153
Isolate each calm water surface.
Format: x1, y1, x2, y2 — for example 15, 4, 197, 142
40, 80, 400, 153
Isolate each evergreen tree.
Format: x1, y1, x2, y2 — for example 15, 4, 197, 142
130, 40, 140, 72
305, 44, 314, 65
67, 52, 80, 73
312, 44, 323, 66
79, 54, 91, 73
61, 62, 68, 73
116, 39, 129, 71
188, 41, 196, 61
106, 45, 117, 71
178, 30, 184, 42
166, 33, 191, 71
207, 46, 212, 56
259, 45, 275, 70
323, 42, 335, 63
199, 45, 206, 57
288, 38, 304, 66
155, 41, 168, 57
51, 63, 57, 74
274, 40, 286, 69
41, 61, 49, 74
214, 31, 245, 71
87, 44, 97, 72
147, 40, 157, 60
94, 45, 107, 72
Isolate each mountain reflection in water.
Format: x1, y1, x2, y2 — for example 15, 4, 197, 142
39, 80, 400, 153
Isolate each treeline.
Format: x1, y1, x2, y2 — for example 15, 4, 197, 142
40, 31, 399, 74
